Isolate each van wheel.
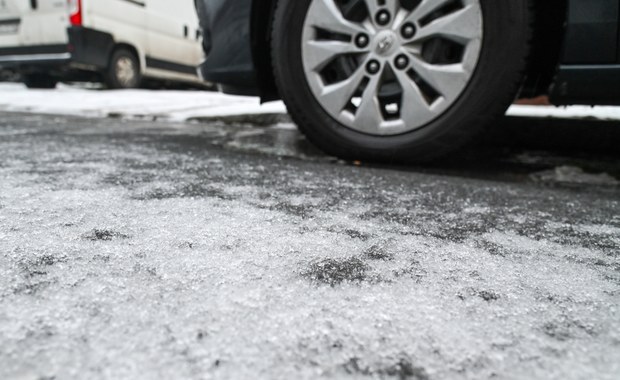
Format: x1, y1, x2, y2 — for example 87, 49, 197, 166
23, 74, 57, 89
271, 0, 532, 162
106, 48, 141, 89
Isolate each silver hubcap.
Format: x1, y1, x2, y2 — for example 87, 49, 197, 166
115, 57, 137, 87
302, 0, 483, 135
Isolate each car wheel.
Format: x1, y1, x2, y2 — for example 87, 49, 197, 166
23, 74, 57, 89
272, 0, 532, 162
106, 48, 141, 89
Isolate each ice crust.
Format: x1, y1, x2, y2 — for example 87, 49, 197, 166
0, 116, 619, 380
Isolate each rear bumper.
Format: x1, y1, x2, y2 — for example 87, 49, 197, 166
0, 27, 114, 73
0, 45, 71, 68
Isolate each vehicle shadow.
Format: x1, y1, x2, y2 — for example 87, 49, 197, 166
414, 116, 620, 185
484, 116, 620, 155
180, 113, 620, 186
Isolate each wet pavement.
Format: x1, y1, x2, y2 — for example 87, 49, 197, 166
0, 112, 619, 380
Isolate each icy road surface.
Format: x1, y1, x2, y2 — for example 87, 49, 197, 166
0, 113, 619, 380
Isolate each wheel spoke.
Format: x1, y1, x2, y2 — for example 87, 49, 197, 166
402, 0, 453, 26
307, 0, 368, 37
413, 5, 481, 44
305, 40, 364, 71
394, 69, 437, 125
353, 74, 383, 132
408, 53, 469, 100
320, 66, 368, 116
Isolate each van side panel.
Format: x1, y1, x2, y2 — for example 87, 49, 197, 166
0, 0, 68, 45
83, 0, 148, 69
147, 0, 202, 67
0, 0, 23, 47
142, 0, 203, 81
33, 0, 70, 44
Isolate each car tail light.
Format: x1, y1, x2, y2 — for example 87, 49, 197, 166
68, 0, 82, 26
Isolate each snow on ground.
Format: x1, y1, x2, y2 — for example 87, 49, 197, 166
0, 83, 287, 121
2, 82, 620, 122
507, 104, 620, 120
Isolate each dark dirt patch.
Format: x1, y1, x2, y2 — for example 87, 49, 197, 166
135, 184, 237, 201
18, 255, 65, 278
272, 202, 314, 219
344, 229, 372, 241
91, 254, 111, 263
364, 243, 394, 261
542, 318, 597, 341
325, 226, 373, 241
393, 260, 427, 283
83, 229, 130, 241
188, 113, 291, 127
343, 356, 429, 380
474, 239, 511, 257
13, 280, 55, 296
478, 290, 501, 302
457, 288, 501, 302
178, 241, 196, 249
304, 257, 369, 286
31, 255, 58, 267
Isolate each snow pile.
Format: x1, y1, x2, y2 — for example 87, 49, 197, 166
0, 83, 286, 121
3, 83, 620, 123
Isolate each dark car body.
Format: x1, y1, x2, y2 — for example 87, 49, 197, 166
197, 0, 620, 105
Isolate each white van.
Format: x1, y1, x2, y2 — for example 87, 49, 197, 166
0, 0, 204, 89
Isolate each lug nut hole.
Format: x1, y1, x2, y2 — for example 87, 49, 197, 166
401, 23, 417, 39
355, 34, 370, 48
394, 54, 409, 70
366, 60, 381, 75
375, 10, 391, 26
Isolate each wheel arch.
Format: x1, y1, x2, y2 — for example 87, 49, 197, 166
250, 0, 279, 101
519, 0, 568, 98
110, 42, 144, 72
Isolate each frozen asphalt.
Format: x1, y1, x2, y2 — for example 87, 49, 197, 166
0, 112, 619, 380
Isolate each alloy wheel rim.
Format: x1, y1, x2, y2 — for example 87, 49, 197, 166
302, 0, 483, 136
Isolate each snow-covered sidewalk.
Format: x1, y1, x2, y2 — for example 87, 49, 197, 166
2, 82, 620, 122
0, 83, 287, 121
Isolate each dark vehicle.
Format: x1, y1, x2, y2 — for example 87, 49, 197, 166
196, 0, 619, 161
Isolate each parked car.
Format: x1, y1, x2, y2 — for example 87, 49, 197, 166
196, 0, 618, 161
0, 0, 204, 89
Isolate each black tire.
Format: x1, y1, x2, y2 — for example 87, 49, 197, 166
272, 0, 533, 162
23, 74, 57, 89
106, 48, 141, 89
